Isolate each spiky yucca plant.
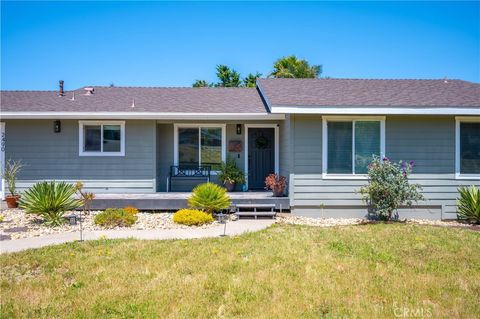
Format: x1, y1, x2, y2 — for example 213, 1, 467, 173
457, 186, 480, 224
19, 181, 81, 226
187, 183, 231, 214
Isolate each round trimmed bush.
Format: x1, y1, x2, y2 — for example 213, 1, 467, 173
173, 209, 214, 226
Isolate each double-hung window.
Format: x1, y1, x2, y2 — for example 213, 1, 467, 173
456, 117, 480, 179
174, 124, 226, 171
322, 117, 385, 178
79, 121, 125, 156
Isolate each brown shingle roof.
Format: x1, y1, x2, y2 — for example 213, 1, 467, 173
1, 87, 268, 113
257, 78, 480, 107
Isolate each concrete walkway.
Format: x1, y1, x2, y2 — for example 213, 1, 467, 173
0, 220, 275, 254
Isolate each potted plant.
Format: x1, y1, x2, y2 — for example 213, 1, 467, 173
2, 159, 24, 208
218, 159, 245, 192
265, 174, 287, 197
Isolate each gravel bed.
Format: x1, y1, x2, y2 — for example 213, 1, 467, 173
0, 209, 218, 240
277, 214, 477, 229
276, 215, 363, 227
406, 218, 477, 228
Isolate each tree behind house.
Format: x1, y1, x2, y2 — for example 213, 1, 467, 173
192, 80, 211, 87
270, 55, 322, 78
243, 72, 262, 87
215, 65, 242, 87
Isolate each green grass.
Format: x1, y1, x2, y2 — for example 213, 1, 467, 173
1, 224, 479, 318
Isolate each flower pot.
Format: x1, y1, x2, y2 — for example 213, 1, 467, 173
272, 188, 284, 197
5, 195, 20, 208
224, 181, 235, 192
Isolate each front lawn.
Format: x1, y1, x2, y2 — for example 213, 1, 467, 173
1, 224, 479, 318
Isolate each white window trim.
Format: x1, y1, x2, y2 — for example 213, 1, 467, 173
78, 121, 125, 157
173, 123, 226, 174
455, 116, 480, 180
244, 124, 280, 189
322, 116, 386, 179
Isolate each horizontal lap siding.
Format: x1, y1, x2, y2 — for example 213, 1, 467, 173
293, 115, 322, 174
386, 116, 455, 174
291, 116, 479, 219
5, 120, 156, 193
16, 180, 155, 194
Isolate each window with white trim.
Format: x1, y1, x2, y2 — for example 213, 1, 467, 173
79, 121, 125, 156
175, 125, 226, 170
323, 117, 385, 177
456, 118, 480, 177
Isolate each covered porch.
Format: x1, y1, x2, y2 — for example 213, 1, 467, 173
156, 120, 285, 193
90, 192, 290, 211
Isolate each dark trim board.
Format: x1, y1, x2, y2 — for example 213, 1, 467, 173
89, 192, 290, 211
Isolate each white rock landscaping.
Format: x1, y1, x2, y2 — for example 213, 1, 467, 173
1, 209, 476, 241
276, 214, 476, 229
0, 209, 218, 240
277, 215, 363, 227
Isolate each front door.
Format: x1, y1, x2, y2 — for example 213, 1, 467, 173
248, 128, 275, 190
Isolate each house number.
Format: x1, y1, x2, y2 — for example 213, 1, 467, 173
1, 132, 5, 152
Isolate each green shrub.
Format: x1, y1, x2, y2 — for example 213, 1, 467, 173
359, 156, 424, 221
123, 206, 139, 215
2, 159, 24, 196
218, 158, 245, 185
457, 185, 480, 223
173, 209, 214, 226
94, 208, 138, 228
187, 182, 231, 214
19, 181, 81, 226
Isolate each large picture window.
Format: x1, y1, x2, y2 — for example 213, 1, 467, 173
79, 121, 125, 156
456, 118, 480, 178
175, 124, 226, 170
323, 117, 385, 178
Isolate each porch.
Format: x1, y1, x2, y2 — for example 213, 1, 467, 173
90, 192, 290, 211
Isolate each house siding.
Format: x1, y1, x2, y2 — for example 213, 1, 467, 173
290, 115, 480, 219
4, 119, 156, 193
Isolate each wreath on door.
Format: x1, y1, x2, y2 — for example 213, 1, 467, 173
255, 135, 268, 149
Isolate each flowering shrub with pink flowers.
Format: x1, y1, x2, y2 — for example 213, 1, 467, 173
359, 156, 424, 220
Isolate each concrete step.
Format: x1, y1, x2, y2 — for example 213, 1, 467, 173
234, 212, 276, 219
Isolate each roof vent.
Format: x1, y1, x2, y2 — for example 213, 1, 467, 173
443, 77, 448, 84
84, 87, 95, 95
131, 98, 136, 108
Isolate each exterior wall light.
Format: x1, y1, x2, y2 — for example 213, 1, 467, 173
54, 120, 61, 133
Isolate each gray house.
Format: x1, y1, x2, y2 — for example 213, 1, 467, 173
1, 78, 479, 219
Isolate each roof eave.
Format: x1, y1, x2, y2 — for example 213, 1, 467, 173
0, 112, 285, 120
269, 105, 480, 116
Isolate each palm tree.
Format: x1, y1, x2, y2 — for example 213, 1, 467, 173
215, 65, 241, 87
243, 72, 262, 87
270, 55, 322, 78
192, 80, 211, 87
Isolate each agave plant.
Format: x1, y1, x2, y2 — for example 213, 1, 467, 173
187, 182, 231, 214
457, 185, 480, 224
19, 181, 81, 226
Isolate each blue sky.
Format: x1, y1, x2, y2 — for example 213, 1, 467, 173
1, 1, 479, 90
